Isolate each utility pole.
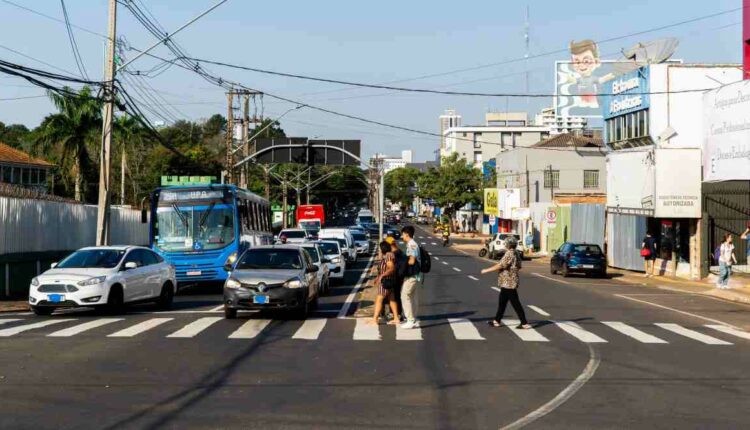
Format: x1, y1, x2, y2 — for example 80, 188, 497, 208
225, 91, 234, 184
240, 93, 249, 188
282, 171, 288, 229
306, 167, 312, 204
121, 148, 126, 206
95, 0, 117, 246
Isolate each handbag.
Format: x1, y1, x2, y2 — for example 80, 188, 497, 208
640, 247, 651, 258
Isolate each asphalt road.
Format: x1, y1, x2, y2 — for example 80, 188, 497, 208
1, 223, 749, 429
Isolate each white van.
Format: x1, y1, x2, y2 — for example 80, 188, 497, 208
318, 228, 356, 263
356, 209, 375, 225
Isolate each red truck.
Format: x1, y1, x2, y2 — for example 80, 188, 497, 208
296, 204, 325, 231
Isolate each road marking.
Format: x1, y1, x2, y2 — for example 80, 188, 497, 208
292, 318, 327, 340
108, 318, 173, 337
228, 319, 272, 339
500, 345, 600, 430
353, 318, 381, 340
531, 272, 571, 285
0, 319, 73, 337
615, 294, 742, 330
468, 275, 479, 281
491, 287, 502, 293
441, 261, 448, 265
654, 323, 732, 345
553, 321, 607, 343
396, 324, 423, 340
433, 257, 439, 261
209, 305, 225, 312
337, 254, 376, 319
167, 317, 223, 338
600, 321, 667, 344
431, 242, 437, 246
452, 267, 461, 272
47, 318, 123, 337
527, 305, 550, 317
704, 324, 750, 341
502, 319, 549, 342
448, 318, 484, 340
0, 319, 21, 325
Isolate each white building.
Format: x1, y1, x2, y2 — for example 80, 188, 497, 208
439, 109, 462, 150
534, 107, 587, 135
370, 151, 415, 173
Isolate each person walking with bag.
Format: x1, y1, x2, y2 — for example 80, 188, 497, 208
641, 232, 657, 277
400, 225, 422, 329
717, 233, 737, 289
371, 241, 400, 325
481, 238, 531, 329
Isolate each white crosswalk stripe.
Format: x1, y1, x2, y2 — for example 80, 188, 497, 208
292, 318, 327, 340
229, 319, 272, 339
452, 267, 461, 272
502, 319, 549, 342
553, 321, 607, 343
527, 305, 550, 317
47, 318, 123, 337
704, 324, 750, 341
108, 318, 173, 337
601, 321, 667, 344
655, 323, 732, 345
468, 276, 478, 281
431, 242, 437, 246
448, 318, 484, 340
167, 317, 223, 338
396, 324, 422, 340
442, 261, 448, 265
353, 318, 381, 340
0, 319, 21, 325
0, 319, 73, 337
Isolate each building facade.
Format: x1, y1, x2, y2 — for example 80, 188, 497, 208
439, 109, 462, 152
370, 150, 415, 173
0, 142, 53, 193
534, 107, 588, 135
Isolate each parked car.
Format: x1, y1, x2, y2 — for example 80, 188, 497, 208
488, 233, 526, 260
28, 246, 177, 315
295, 242, 332, 295
550, 242, 607, 278
317, 240, 346, 284
223, 245, 320, 319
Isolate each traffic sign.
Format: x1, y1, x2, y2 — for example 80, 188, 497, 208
489, 215, 496, 226
545, 209, 557, 226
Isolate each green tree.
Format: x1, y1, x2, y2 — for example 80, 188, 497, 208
0, 122, 32, 149
384, 167, 421, 210
34, 86, 102, 201
417, 153, 481, 217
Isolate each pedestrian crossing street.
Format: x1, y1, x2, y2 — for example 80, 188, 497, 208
1, 316, 749, 346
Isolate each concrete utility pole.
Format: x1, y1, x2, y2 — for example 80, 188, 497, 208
121, 148, 126, 206
225, 91, 234, 184
240, 94, 250, 188
95, 0, 117, 246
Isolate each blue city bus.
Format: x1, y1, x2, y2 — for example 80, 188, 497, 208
148, 183, 273, 285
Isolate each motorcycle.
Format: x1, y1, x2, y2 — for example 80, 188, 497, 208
442, 232, 450, 247
478, 238, 490, 257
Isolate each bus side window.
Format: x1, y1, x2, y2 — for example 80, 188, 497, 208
254, 203, 261, 231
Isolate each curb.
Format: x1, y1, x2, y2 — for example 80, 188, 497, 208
611, 273, 750, 306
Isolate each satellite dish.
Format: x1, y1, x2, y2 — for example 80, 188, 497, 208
611, 38, 679, 76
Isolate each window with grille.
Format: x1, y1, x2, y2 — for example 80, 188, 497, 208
543, 170, 559, 189
583, 170, 599, 189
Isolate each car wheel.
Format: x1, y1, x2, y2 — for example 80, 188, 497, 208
106, 285, 125, 315
156, 282, 174, 310
293, 297, 310, 320
561, 263, 570, 278
599, 270, 607, 279
224, 306, 237, 319
31, 306, 54, 316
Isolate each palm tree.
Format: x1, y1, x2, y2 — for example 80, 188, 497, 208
34, 86, 102, 201
114, 115, 145, 206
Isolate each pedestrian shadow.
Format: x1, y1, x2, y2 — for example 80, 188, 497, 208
531, 317, 595, 328
417, 311, 476, 328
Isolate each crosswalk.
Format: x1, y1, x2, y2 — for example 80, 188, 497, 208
0, 317, 747, 346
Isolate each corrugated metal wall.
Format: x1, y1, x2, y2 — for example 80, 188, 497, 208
0, 197, 148, 255
607, 213, 648, 271
571, 204, 605, 248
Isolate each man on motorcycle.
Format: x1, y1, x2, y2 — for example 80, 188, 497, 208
442, 227, 450, 246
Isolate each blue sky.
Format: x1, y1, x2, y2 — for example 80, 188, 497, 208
0, 0, 742, 161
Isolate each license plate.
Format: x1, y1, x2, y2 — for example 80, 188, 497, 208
48, 294, 65, 303
253, 295, 269, 304
582, 265, 595, 269
186, 270, 202, 276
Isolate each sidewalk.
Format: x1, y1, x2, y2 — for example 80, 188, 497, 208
0, 301, 28, 313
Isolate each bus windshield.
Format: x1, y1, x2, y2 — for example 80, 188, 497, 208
154, 204, 235, 252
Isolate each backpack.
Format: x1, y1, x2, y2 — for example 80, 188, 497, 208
418, 245, 432, 273
394, 250, 408, 279
714, 245, 721, 263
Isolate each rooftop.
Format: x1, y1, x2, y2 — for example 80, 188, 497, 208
531, 133, 603, 148
0, 142, 53, 167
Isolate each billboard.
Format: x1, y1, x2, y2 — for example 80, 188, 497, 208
702, 80, 750, 182
555, 39, 616, 118
601, 67, 650, 120
483, 188, 499, 215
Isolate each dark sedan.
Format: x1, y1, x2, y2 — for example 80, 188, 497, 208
550, 242, 607, 278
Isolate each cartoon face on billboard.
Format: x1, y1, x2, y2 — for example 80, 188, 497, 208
556, 39, 615, 118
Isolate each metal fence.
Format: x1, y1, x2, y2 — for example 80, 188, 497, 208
571, 204, 605, 248
607, 213, 648, 271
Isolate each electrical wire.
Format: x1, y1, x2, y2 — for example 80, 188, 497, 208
60, 0, 89, 80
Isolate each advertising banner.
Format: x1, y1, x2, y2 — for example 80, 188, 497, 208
654, 149, 701, 218
555, 40, 617, 118
601, 67, 650, 120
483, 188, 499, 215
498, 188, 521, 219
511, 207, 531, 220
703, 80, 750, 181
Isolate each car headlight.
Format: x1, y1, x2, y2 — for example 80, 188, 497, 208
31, 277, 40, 287
331, 257, 341, 263
283, 278, 304, 289
77, 276, 107, 286
225, 278, 241, 289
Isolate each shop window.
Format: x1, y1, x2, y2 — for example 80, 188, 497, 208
544, 170, 559, 189
583, 170, 599, 189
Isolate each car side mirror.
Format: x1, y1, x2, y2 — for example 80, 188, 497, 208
307, 265, 319, 273
321, 258, 330, 264
332, 267, 341, 274
123, 262, 138, 270
50, 262, 58, 268
141, 208, 148, 224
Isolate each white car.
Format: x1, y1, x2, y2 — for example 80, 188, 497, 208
296, 243, 333, 295
350, 231, 370, 255
318, 228, 357, 262
317, 240, 346, 284
28, 246, 177, 315
277, 228, 312, 244
488, 233, 526, 260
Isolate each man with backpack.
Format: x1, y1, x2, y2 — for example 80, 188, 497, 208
400, 225, 425, 329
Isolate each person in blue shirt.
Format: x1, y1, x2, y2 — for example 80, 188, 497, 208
400, 225, 421, 329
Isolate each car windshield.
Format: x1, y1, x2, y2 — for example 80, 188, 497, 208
155, 204, 234, 252
358, 216, 374, 223
281, 230, 307, 239
235, 249, 303, 270
318, 242, 339, 255
302, 247, 320, 262
573, 245, 603, 255
352, 233, 367, 241
323, 238, 348, 248
57, 249, 126, 269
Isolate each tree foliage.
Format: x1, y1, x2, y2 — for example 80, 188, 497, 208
384, 167, 420, 210
417, 153, 481, 215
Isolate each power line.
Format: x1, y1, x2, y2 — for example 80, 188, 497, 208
60, 0, 89, 80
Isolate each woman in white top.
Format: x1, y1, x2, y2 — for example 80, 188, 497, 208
717, 233, 737, 289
